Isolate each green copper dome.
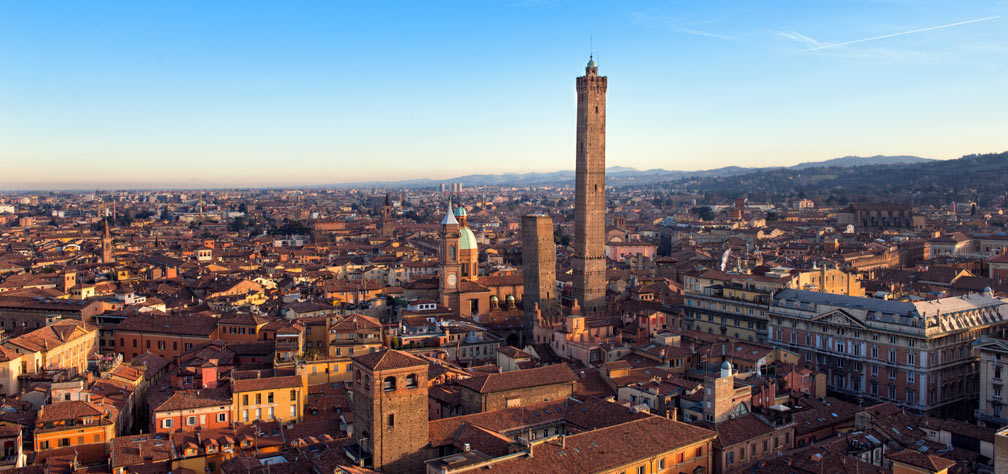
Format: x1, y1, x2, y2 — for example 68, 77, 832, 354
587, 57, 596, 68
459, 227, 478, 250
454, 206, 468, 217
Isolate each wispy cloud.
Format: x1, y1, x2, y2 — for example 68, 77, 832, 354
782, 16, 1000, 53
778, 31, 823, 49
630, 12, 734, 41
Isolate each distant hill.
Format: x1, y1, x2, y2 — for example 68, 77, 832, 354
336, 154, 938, 188
791, 155, 932, 169
673, 151, 1008, 207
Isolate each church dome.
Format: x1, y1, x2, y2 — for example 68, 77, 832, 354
459, 227, 478, 251
587, 57, 596, 68
454, 206, 468, 218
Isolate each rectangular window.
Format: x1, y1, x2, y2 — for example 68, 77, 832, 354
256, 393, 262, 404
217, 412, 227, 423
162, 418, 173, 428
387, 413, 395, 428
243, 410, 249, 422
291, 405, 297, 418
243, 394, 249, 405
268, 407, 274, 419
267, 392, 274, 403
290, 389, 297, 401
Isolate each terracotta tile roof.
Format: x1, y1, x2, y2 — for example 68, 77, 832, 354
6, 319, 96, 353
459, 364, 576, 394
887, 448, 957, 472
497, 346, 531, 359
37, 400, 106, 423
352, 349, 426, 371
116, 313, 218, 337
233, 374, 302, 392
698, 414, 775, 448
153, 385, 232, 412
465, 415, 715, 474
329, 313, 382, 333
111, 433, 174, 468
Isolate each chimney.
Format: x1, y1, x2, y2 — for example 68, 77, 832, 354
560, 436, 565, 449
463, 443, 470, 452
671, 407, 678, 421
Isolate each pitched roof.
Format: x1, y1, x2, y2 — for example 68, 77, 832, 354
38, 400, 106, 423
461, 416, 715, 474
459, 364, 576, 394
353, 349, 426, 372
887, 448, 957, 472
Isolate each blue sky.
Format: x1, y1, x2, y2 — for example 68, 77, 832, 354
2, 1, 1006, 189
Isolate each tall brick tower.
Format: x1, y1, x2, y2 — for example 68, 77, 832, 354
439, 202, 460, 307
101, 220, 113, 264
350, 349, 429, 473
573, 56, 607, 315
381, 193, 395, 237
522, 214, 557, 343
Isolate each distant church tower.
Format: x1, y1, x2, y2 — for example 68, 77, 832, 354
381, 193, 395, 237
439, 202, 461, 308
572, 57, 607, 315
101, 219, 113, 264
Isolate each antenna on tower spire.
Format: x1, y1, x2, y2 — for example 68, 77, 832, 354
590, 34, 593, 59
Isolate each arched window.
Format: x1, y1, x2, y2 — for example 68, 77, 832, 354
383, 376, 396, 392
355, 370, 361, 383
364, 375, 371, 390
450, 245, 456, 259
406, 374, 418, 388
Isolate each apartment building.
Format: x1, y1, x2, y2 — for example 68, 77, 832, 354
683, 270, 787, 343
973, 335, 1008, 427
767, 289, 1008, 416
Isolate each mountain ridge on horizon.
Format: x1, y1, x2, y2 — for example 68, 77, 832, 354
334, 154, 935, 188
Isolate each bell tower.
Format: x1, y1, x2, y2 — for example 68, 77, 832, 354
439, 202, 460, 307
573, 56, 607, 315
350, 350, 429, 473
102, 219, 113, 264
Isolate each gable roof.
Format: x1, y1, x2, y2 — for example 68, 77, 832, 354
459, 364, 576, 394
887, 448, 956, 472
353, 349, 426, 372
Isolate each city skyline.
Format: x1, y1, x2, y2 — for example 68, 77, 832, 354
3, 1, 1007, 190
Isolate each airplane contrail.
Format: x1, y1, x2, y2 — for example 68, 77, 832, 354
804, 16, 1000, 52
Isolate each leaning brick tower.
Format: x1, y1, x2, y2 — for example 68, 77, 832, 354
572, 57, 607, 315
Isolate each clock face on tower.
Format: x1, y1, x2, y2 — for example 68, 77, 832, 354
447, 274, 457, 288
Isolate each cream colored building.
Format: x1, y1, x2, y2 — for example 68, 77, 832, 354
0, 347, 24, 397
3, 319, 98, 377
